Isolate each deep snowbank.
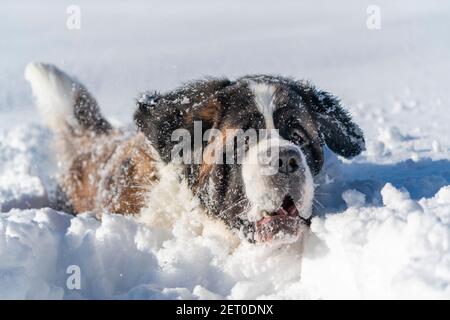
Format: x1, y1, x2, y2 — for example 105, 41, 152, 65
1, 125, 449, 299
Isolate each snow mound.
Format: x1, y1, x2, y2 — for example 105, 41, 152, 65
1, 125, 449, 299
1, 186, 449, 299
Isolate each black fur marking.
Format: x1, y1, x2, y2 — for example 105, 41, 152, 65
295, 81, 365, 159
73, 88, 112, 134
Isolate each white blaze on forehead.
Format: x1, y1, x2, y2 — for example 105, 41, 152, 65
248, 82, 277, 129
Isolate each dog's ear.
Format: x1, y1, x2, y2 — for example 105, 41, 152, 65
134, 91, 174, 162
296, 81, 365, 158
134, 79, 231, 162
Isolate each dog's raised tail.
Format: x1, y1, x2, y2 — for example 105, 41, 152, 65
25, 62, 111, 136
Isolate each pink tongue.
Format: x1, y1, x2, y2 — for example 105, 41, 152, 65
288, 205, 299, 216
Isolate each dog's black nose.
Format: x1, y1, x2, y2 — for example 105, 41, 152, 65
278, 147, 302, 174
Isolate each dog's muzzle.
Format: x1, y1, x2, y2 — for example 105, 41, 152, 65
243, 144, 314, 243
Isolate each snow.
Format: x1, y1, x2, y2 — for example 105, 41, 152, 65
1, 0, 450, 299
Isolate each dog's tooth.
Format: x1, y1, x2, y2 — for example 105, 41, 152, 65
262, 210, 270, 217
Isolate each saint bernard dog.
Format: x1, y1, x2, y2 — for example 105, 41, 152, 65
25, 62, 365, 243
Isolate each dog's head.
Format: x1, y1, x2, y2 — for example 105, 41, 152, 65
135, 75, 365, 242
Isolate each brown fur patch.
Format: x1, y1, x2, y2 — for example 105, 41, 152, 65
184, 98, 223, 126
196, 121, 237, 193
61, 132, 158, 216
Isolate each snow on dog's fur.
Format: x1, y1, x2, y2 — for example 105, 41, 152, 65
25, 62, 365, 243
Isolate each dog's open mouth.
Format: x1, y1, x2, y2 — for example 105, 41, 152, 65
255, 195, 310, 242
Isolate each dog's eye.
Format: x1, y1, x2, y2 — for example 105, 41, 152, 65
291, 129, 304, 144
